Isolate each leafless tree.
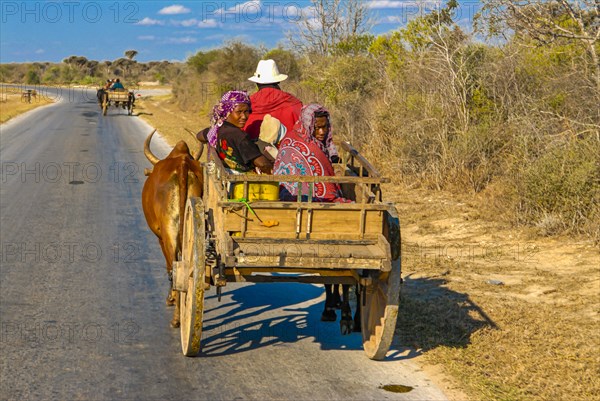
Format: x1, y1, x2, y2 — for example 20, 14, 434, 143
286, 0, 374, 55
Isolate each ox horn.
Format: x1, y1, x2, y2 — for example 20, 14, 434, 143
143, 129, 160, 165
185, 127, 204, 161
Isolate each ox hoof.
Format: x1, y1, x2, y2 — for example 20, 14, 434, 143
321, 308, 337, 322
340, 319, 354, 335
353, 316, 361, 332
170, 319, 180, 328
166, 292, 176, 306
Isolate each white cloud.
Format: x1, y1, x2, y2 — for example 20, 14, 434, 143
169, 18, 218, 28
35, 49, 45, 54
197, 19, 218, 28
368, 0, 405, 8
178, 18, 198, 27
136, 17, 164, 26
213, 0, 262, 19
224, 0, 261, 13
199, 1, 301, 24
158, 5, 191, 15
138, 35, 156, 40
165, 36, 197, 44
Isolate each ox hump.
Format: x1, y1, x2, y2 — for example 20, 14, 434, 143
167, 141, 192, 158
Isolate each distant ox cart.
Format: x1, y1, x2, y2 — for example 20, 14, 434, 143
97, 88, 135, 116
21, 89, 37, 103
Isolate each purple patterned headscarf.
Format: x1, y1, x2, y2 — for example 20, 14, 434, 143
207, 90, 251, 147
295, 104, 339, 162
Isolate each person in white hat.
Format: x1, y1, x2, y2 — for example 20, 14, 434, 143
243, 59, 302, 141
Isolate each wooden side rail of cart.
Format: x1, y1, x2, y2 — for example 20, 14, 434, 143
106, 89, 131, 102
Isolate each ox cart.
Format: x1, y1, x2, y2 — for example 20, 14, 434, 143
174, 142, 401, 360
99, 88, 135, 116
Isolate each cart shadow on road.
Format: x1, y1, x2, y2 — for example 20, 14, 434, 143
99, 113, 137, 117
182, 275, 497, 360
198, 282, 366, 357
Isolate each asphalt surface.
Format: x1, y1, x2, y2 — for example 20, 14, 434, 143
0, 87, 449, 400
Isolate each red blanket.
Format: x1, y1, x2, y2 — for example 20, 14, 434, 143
244, 88, 302, 140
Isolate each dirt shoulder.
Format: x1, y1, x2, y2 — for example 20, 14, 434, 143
133, 93, 207, 158
388, 186, 599, 401
137, 94, 600, 401
0, 87, 55, 124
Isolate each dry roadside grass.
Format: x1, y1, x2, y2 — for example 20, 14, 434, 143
137, 94, 600, 401
133, 93, 207, 158
0, 87, 55, 124
387, 187, 600, 401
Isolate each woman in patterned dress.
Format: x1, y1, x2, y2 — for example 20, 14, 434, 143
273, 103, 348, 203
198, 90, 273, 174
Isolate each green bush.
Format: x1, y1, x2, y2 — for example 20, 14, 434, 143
187, 50, 220, 75
207, 41, 260, 91
25, 69, 40, 84
263, 48, 301, 80
301, 53, 379, 144
79, 75, 98, 86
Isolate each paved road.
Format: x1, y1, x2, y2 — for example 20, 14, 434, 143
0, 88, 449, 400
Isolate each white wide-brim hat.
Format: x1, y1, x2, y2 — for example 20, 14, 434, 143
248, 59, 288, 84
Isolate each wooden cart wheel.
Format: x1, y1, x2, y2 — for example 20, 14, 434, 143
179, 197, 206, 356
361, 209, 401, 360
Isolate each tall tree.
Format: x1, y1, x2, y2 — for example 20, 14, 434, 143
398, 0, 474, 132
113, 58, 134, 80
103, 60, 112, 76
124, 50, 138, 60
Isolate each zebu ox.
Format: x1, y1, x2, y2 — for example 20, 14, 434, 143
141, 129, 203, 328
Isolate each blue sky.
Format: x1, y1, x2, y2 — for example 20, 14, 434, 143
0, 1, 481, 63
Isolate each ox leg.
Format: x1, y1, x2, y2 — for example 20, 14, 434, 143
164, 238, 181, 328
167, 265, 181, 329
321, 284, 337, 322
332, 284, 342, 309
171, 291, 181, 328
168, 266, 181, 328
159, 239, 177, 306
353, 285, 361, 332
340, 285, 354, 335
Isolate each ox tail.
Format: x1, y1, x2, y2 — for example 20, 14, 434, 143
176, 160, 189, 260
